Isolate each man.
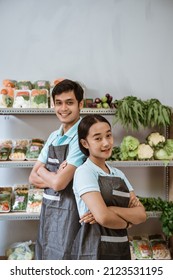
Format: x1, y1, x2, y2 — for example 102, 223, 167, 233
29, 79, 85, 259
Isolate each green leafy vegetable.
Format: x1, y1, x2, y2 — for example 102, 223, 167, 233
139, 197, 173, 237
120, 136, 139, 160
33, 94, 47, 105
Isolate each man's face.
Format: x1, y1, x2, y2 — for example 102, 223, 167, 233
54, 91, 83, 131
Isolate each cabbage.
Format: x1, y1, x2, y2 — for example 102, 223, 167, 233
154, 139, 173, 160
154, 149, 173, 160
120, 136, 140, 160
164, 139, 173, 155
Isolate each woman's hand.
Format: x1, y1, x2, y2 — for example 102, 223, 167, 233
79, 211, 97, 224
58, 160, 67, 172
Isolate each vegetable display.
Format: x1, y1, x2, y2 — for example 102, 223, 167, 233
119, 136, 139, 160
139, 197, 173, 237
109, 132, 173, 162
16, 81, 33, 90
30, 89, 48, 108
0, 140, 12, 160
6, 241, 34, 260
137, 143, 154, 160
13, 90, 30, 108
26, 138, 44, 160
147, 132, 166, 149
33, 80, 50, 90
12, 185, 29, 211
113, 96, 172, 130
0, 187, 12, 212
0, 88, 14, 108
130, 234, 171, 259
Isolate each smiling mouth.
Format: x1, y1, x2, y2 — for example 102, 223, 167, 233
59, 112, 70, 117
102, 148, 111, 153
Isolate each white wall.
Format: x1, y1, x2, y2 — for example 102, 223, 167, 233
0, 0, 173, 104
0, 0, 172, 256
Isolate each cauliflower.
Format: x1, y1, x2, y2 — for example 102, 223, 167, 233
137, 143, 154, 160
147, 132, 165, 148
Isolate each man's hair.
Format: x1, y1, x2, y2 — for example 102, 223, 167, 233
78, 114, 111, 156
52, 79, 84, 103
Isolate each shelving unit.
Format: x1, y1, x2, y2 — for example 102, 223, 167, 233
0, 107, 172, 258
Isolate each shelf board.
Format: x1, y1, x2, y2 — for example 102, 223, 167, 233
1, 160, 173, 168
0, 161, 35, 168
107, 160, 173, 167
0, 108, 115, 115
0, 211, 160, 221
0, 212, 40, 221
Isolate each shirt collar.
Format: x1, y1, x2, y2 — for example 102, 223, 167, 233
87, 158, 115, 175
56, 117, 82, 139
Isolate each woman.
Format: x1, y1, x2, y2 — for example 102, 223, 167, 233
72, 114, 146, 260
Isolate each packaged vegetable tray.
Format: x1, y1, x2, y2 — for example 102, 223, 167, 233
9, 139, 29, 161
13, 90, 30, 108
12, 184, 29, 211
149, 234, 171, 260
26, 138, 44, 161
16, 81, 33, 90
0, 87, 14, 108
2, 79, 17, 88
0, 140, 13, 161
0, 187, 12, 212
26, 186, 43, 213
33, 80, 50, 91
131, 237, 153, 259
6, 240, 35, 260
30, 89, 48, 108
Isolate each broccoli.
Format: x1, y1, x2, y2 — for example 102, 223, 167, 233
147, 132, 165, 149
137, 143, 154, 160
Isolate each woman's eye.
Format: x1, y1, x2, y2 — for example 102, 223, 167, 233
107, 134, 112, 138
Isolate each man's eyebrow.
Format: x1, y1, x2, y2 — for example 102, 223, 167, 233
55, 98, 74, 101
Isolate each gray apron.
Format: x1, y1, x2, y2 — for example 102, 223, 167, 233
72, 175, 131, 260
35, 144, 81, 260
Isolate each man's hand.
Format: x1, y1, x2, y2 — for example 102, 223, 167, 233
128, 191, 140, 208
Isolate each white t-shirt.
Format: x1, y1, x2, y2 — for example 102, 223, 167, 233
73, 158, 134, 217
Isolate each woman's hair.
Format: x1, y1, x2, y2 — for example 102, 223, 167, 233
78, 114, 111, 156
52, 79, 84, 103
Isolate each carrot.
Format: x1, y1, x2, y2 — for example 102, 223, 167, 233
0, 88, 14, 97
16, 91, 29, 97
7, 88, 14, 98
31, 89, 47, 96
53, 78, 64, 85
0, 88, 8, 95
3, 79, 16, 88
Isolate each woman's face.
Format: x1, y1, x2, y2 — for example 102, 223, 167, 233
81, 121, 114, 162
